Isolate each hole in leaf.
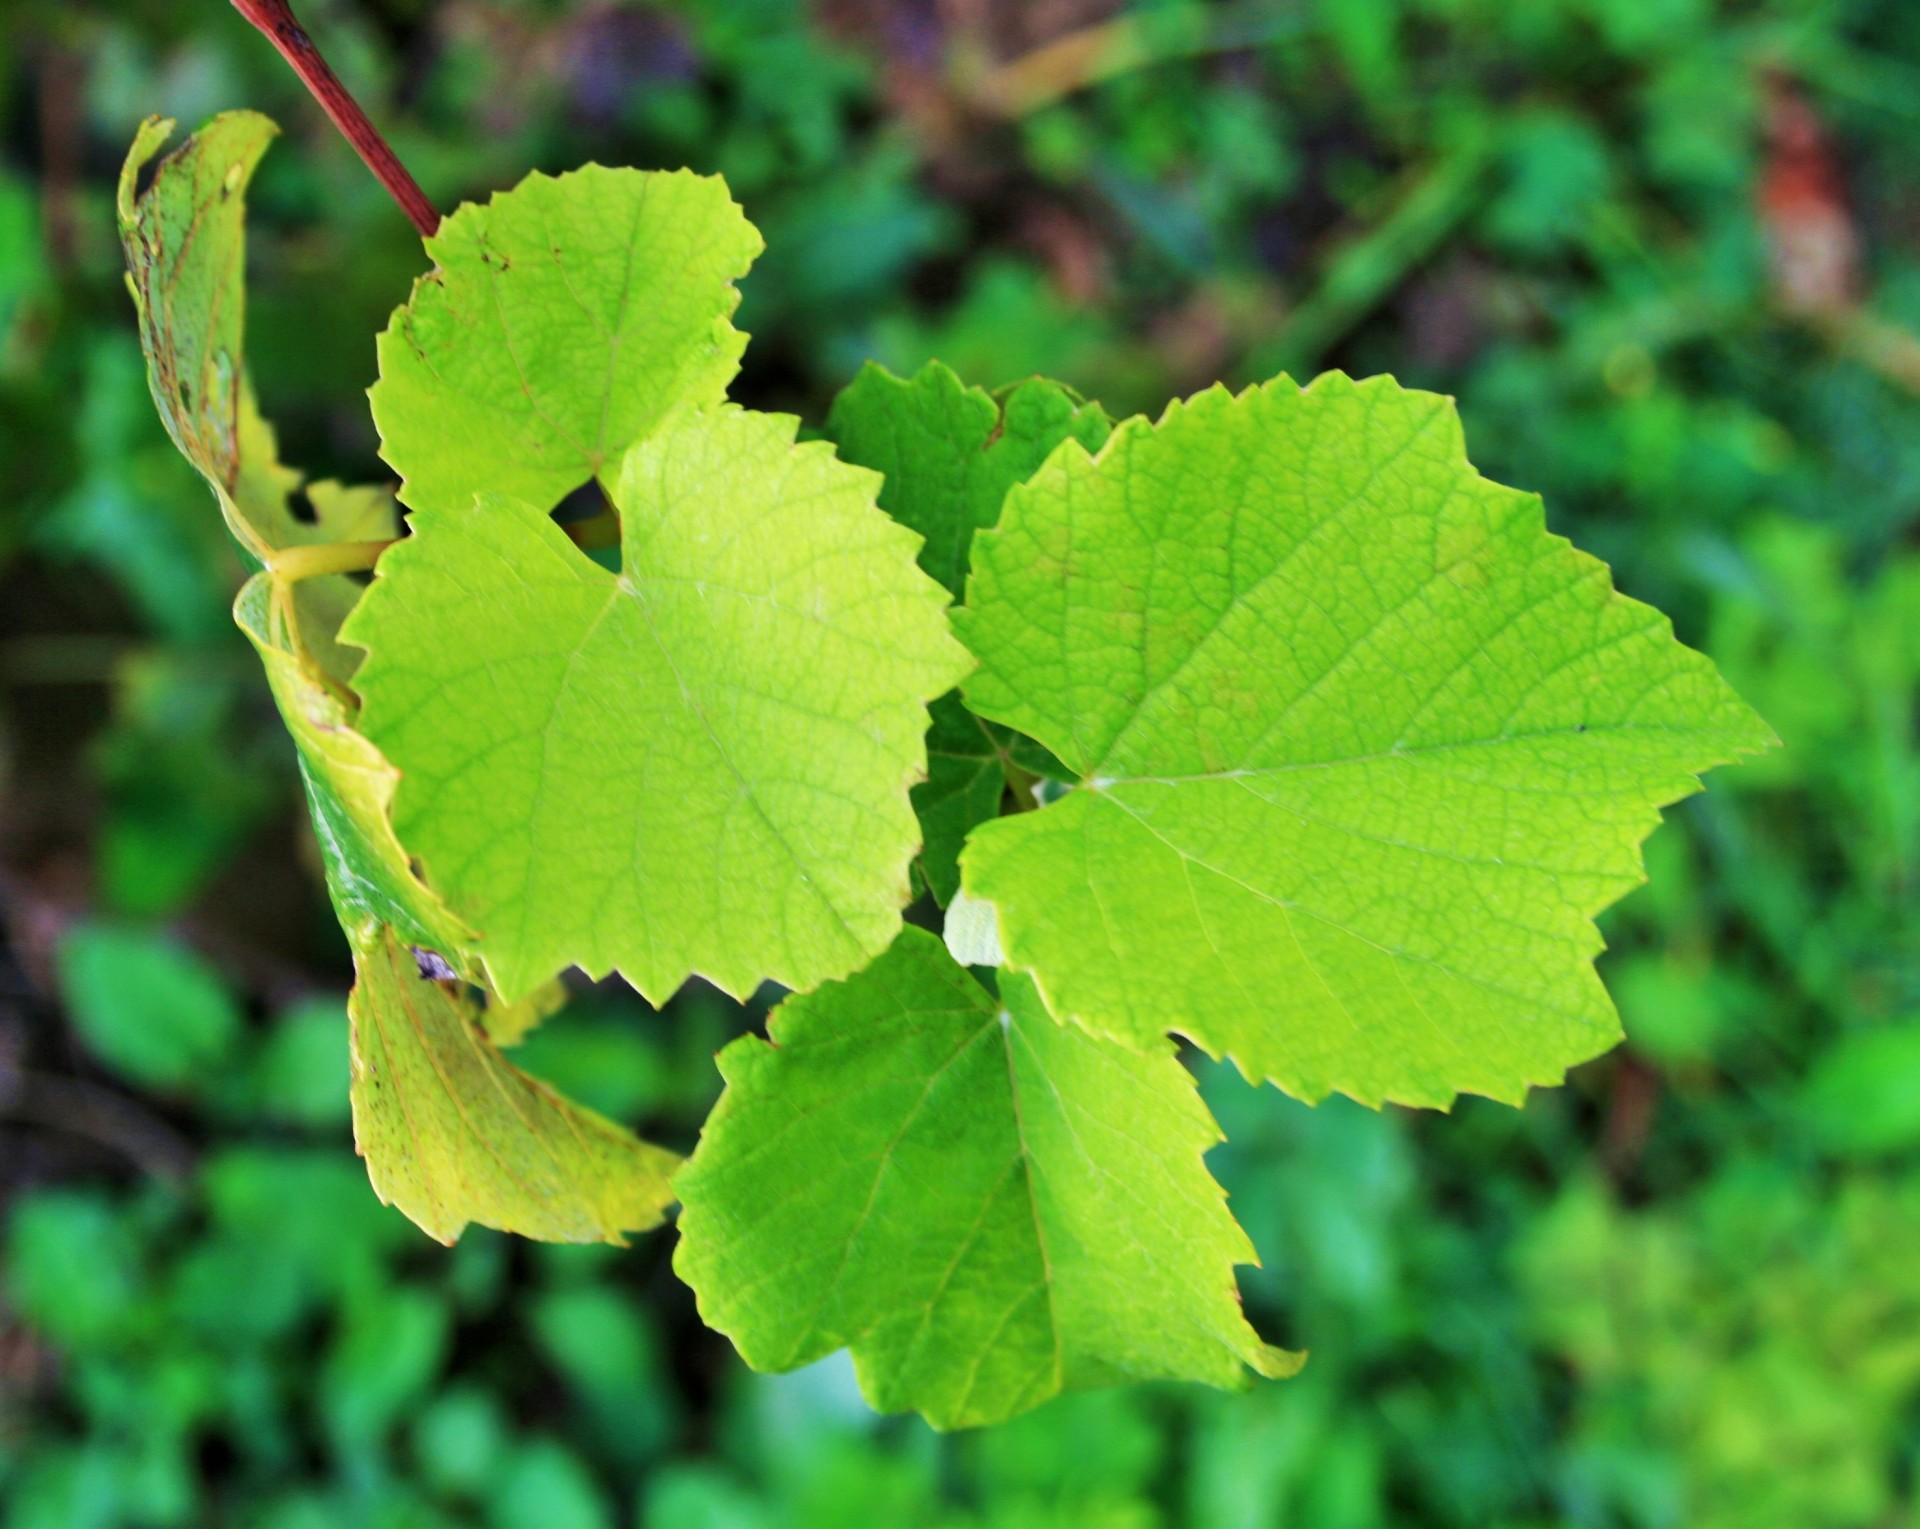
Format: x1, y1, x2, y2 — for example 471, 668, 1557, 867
288, 486, 319, 525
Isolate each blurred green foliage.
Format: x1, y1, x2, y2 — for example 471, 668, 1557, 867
2, 0, 1919, 1523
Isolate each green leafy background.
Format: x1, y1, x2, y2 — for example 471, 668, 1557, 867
3, 0, 1919, 1524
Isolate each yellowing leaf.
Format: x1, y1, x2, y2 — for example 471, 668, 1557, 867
118, 113, 401, 582
234, 575, 473, 967
124, 112, 474, 975
348, 924, 677, 1245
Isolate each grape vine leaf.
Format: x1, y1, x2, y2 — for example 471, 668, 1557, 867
118, 111, 278, 556
674, 927, 1299, 1429
347, 922, 677, 1245
118, 115, 401, 562
120, 113, 404, 682
371, 165, 762, 516
826, 360, 1112, 599
343, 405, 971, 1004
827, 362, 1101, 899
955, 374, 1775, 1108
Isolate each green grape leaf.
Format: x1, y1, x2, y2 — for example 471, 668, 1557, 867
956, 374, 1774, 1108
828, 361, 1102, 899
343, 405, 970, 1004
826, 360, 1112, 599
371, 165, 762, 516
674, 927, 1298, 1429
347, 923, 677, 1245
235, 574, 475, 966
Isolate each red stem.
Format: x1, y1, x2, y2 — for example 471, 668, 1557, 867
230, 0, 440, 238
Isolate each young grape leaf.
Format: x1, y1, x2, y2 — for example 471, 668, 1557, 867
343, 406, 970, 1005
674, 927, 1298, 1429
828, 362, 1102, 899
826, 360, 1112, 598
347, 923, 677, 1245
371, 165, 762, 516
956, 374, 1774, 1108
234, 574, 473, 965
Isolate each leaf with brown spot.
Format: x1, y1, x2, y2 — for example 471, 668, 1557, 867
348, 923, 677, 1245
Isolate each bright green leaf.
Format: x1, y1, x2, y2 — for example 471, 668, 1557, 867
371, 165, 762, 516
347, 924, 678, 1245
344, 406, 968, 1003
956, 374, 1773, 1107
674, 927, 1299, 1429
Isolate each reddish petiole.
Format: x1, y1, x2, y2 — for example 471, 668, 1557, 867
229, 0, 440, 238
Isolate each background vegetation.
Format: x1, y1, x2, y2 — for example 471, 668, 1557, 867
2, 0, 1918, 1523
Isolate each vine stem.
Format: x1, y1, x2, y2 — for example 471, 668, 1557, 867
229, 0, 440, 238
